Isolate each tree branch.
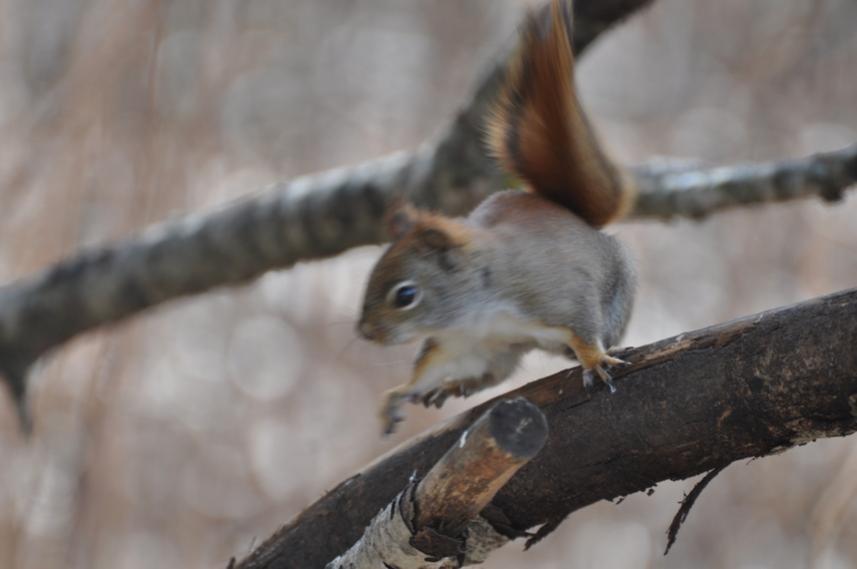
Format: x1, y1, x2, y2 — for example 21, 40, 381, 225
2, 0, 856, 430
233, 287, 857, 568
663, 465, 726, 555
0, 0, 655, 424
632, 144, 857, 220
322, 398, 547, 568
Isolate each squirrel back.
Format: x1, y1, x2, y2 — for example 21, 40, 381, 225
486, 0, 634, 228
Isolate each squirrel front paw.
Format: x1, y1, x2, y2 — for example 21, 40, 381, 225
420, 387, 453, 409
419, 375, 494, 409
378, 390, 409, 435
380, 374, 497, 433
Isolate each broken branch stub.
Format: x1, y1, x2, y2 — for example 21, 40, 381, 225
323, 398, 548, 569
415, 397, 549, 536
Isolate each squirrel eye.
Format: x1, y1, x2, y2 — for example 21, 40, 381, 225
388, 281, 421, 310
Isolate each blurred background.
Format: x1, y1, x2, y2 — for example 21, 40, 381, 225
1, 0, 856, 567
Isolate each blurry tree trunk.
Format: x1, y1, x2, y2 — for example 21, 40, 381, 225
234, 287, 857, 568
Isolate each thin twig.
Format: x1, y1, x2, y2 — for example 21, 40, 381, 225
664, 465, 727, 555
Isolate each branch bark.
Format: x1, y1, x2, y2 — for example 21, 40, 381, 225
234, 287, 857, 568
632, 145, 857, 220
324, 398, 547, 568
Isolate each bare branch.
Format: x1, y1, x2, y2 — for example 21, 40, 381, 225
663, 465, 726, 555
0, 0, 654, 425
632, 144, 857, 220
1, 0, 855, 428
413, 397, 548, 536
321, 398, 547, 569
233, 287, 857, 567
3, 136, 854, 426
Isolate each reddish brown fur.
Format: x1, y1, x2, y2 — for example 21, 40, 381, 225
386, 208, 472, 254
486, 0, 635, 227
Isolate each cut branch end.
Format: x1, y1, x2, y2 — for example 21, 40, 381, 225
415, 397, 548, 537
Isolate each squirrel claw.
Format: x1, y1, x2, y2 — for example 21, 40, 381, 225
421, 381, 480, 409
581, 368, 594, 390
603, 354, 630, 367
605, 377, 618, 394
380, 393, 407, 435
583, 365, 618, 394
381, 413, 403, 436
421, 389, 450, 409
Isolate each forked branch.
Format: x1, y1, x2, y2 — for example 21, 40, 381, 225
0, 0, 656, 425
1, 0, 855, 427
320, 398, 547, 569
232, 288, 857, 568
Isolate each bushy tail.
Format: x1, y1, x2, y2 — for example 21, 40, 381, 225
486, 0, 634, 228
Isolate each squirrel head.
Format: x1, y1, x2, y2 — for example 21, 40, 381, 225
357, 204, 486, 345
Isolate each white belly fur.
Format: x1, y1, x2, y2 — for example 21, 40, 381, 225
410, 309, 571, 393
440, 307, 572, 353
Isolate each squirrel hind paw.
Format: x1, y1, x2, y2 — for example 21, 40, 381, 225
583, 366, 618, 394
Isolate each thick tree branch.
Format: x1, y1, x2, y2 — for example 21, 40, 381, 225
234, 287, 857, 568
0, 0, 655, 424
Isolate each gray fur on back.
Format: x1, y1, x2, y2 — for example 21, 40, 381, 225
467, 190, 636, 347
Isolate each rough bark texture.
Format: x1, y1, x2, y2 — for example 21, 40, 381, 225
324, 484, 462, 569
235, 287, 857, 569
633, 144, 857, 220
323, 486, 509, 569
413, 398, 548, 537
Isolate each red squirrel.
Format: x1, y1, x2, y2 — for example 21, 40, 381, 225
358, 0, 637, 434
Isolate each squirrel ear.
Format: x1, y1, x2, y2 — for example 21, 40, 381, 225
416, 224, 469, 271
385, 203, 418, 241
415, 219, 470, 253
417, 227, 454, 251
